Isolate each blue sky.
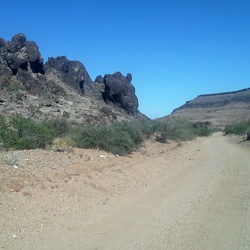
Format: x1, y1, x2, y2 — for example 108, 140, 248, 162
1, 0, 249, 118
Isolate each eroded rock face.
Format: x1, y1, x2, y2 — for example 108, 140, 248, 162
44, 56, 92, 94
0, 34, 67, 101
3, 33, 44, 75
0, 33, 143, 123
97, 72, 139, 114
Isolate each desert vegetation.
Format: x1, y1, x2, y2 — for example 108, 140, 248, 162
224, 119, 250, 140
0, 115, 212, 155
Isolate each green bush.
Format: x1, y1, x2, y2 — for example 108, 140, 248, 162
71, 121, 143, 155
0, 116, 16, 149
0, 116, 56, 150
193, 122, 213, 137
146, 117, 213, 143
0, 115, 213, 154
46, 117, 72, 137
133, 119, 160, 139
224, 119, 250, 140
156, 117, 196, 141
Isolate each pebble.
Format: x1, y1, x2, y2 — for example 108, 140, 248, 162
12, 234, 17, 239
99, 154, 107, 158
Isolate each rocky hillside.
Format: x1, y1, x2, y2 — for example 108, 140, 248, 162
170, 88, 250, 127
0, 33, 145, 124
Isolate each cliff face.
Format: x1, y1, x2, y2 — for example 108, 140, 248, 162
170, 88, 250, 126
0, 33, 144, 123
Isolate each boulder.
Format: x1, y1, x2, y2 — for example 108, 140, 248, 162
7, 33, 26, 53
100, 72, 139, 114
3, 33, 44, 75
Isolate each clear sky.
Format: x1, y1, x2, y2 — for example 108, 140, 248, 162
1, 0, 249, 118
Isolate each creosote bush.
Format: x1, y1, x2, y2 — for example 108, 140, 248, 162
0, 115, 56, 150
0, 115, 213, 155
224, 119, 250, 140
71, 121, 143, 155
46, 117, 72, 137
51, 137, 76, 152
153, 117, 210, 142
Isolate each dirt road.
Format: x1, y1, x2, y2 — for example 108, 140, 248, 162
1, 133, 250, 249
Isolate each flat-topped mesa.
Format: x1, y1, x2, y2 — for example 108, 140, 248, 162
173, 88, 250, 110
170, 88, 250, 126
197, 88, 250, 97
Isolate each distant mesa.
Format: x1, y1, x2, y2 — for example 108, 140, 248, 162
170, 88, 250, 127
0, 33, 144, 123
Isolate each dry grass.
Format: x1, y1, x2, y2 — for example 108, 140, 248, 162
51, 137, 76, 152
3, 152, 19, 166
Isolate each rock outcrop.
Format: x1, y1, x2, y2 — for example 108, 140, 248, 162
0, 33, 144, 123
44, 56, 93, 95
0, 33, 65, 100
95, 72, 139, 114
1, 33, 44, 76
170, 88, 250, 127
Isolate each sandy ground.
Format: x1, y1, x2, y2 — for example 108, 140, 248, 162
0, 133, 249, 249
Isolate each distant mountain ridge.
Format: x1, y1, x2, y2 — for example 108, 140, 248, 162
170, 88, 250, 127
197, 88, 250, 97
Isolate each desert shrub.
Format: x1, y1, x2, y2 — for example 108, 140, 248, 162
0, 116, 56, 150
113, 121, 144, 145
150, 117, 212, 143
71, 125, 99, 149
193, 122, 213, 137
156, 117, 196, 141
71, 121, 143, 155
51, 137, 76, 152
3, 152, 20, 166
46, 117, 72, 137
0, 114, 213, 153
224, 119, 250, 138
70, 117, 212, 155
0, 116, 16, 149
133, 119, 160, 139
98, 125, 135, 155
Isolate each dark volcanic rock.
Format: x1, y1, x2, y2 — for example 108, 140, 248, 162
0, 33, 68, 101
99, 72, 139, 114
44, 56, 94, 94
95, 75, 104, 84
0, 37, 7, 51
4, 33, 44, 75
0, 34, 65, 99
7, 33, 26, 53
0, 33, 144, 123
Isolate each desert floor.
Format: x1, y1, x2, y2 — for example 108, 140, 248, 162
1, 132, 249, 249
